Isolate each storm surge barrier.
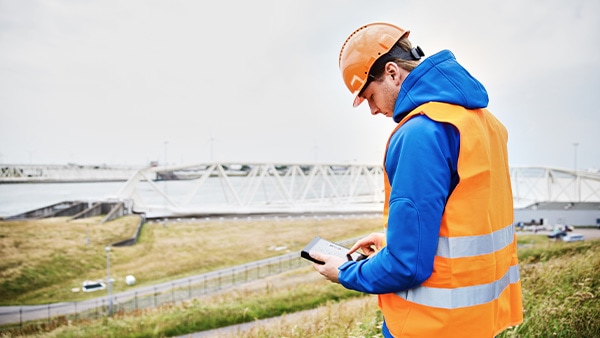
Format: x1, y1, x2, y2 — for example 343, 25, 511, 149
115, 163, 600, 218
115, 162, 386, 218
4, 163, 600, 219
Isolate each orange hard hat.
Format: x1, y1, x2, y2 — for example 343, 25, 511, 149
339, 23, 409, 107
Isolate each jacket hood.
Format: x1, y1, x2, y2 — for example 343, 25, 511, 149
393, 50, 489, 122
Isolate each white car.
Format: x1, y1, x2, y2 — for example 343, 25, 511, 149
561, 233, 584, 242
82, 280, 106, 292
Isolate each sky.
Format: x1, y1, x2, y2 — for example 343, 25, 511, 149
1, 0, 599, 171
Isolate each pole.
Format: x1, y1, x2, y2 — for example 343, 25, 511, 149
164, 141, 168, 166
105, 246, 113, 315
573, 142, 579, 172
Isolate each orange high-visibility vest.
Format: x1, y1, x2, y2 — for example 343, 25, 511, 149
381, 102, 523, 337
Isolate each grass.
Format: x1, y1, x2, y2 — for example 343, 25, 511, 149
0, 216, 140, 305
0, 214, 382, 305
1, 218, 599, 337
509, 236, 599, 337
4, 267, 379, 338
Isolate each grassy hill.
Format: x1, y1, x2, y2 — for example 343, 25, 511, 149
1, 216, 598, 337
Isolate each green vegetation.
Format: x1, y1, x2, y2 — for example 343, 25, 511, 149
0, 216, 140, 305
507, 236, 599, 337
0, 215, 381, 305
1, 218, 599, 337
30, 276, 366, 338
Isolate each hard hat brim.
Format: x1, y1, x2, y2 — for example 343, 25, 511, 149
353, 95, 365, 108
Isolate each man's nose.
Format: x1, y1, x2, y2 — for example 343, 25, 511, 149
368, 102, 379, 115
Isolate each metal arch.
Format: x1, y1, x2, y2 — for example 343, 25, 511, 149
113, 164, 600, 217
510, 166, 600, 207
114, 162, 386, 217
2, 163, 598, 216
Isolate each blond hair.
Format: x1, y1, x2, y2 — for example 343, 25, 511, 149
369, 38, 420, 80
394, 38, 420, 72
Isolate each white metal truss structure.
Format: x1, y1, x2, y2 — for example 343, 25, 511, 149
510, 166, 600, 208
3, 163, 599, 216
114, 163, 385, 217
111, 164, 600, 217
0, 164, 139, 183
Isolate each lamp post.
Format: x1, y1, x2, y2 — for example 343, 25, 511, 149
164, 141, 168, 166
572, 142, 579, 172
105, 246, 113, 315
86, 224, 90, 246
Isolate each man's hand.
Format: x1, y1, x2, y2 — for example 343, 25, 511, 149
310, 251, 347, 283
347, 232, 385, 257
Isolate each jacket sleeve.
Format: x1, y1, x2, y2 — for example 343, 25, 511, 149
338, 115, 459, 294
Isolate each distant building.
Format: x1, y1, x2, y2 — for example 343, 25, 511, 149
515, 202, 600, 227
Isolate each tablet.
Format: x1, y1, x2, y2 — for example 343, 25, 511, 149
300, 236, 367, 264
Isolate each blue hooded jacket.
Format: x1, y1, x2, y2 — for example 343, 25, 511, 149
338, 50, 490, 294
395, 49, 489, 121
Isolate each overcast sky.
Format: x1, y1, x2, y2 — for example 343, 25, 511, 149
1, 0, 599, 171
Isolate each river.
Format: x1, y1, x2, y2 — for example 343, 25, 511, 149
0, 181, 127, 218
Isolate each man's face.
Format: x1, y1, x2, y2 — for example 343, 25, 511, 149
358, 62, 407, 118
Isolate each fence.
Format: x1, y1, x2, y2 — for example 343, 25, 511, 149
0, 237, 362, 331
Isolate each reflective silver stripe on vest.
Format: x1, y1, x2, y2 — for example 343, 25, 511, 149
396, 264, 520, 309
436, 224, 515, 258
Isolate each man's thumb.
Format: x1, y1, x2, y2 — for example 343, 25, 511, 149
309, 250, 325, 265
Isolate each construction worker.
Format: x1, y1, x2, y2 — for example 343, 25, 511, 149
310, 22, 523, 337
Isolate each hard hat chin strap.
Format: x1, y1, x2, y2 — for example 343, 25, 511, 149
411, 46, 425, 59
388, 44, 425, 62
364, 44, 425, 88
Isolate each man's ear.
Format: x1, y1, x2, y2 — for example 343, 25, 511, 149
386, 62, 401, 85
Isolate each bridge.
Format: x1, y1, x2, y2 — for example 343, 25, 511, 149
114, 162, 385, 218
112, 163, 600, 218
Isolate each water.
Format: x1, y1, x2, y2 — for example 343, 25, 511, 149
0, 181, 127, 218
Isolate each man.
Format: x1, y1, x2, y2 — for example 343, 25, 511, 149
310, 22, 523, 337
